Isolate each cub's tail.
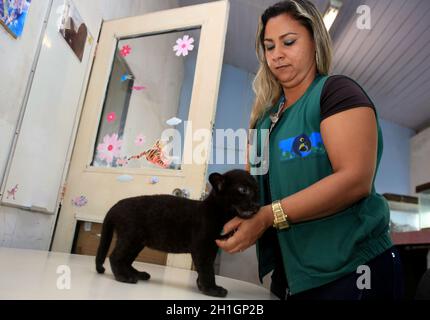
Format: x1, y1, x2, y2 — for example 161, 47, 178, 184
95, 214, 114, 274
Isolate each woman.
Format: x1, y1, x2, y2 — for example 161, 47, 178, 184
216, 0, 403, 300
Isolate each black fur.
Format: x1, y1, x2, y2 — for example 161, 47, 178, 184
95, 169, 259, 297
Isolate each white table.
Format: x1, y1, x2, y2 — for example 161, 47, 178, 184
0, 247, 275, 300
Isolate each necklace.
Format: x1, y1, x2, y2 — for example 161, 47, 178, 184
269, 96, 287, 133
258, 96, 287, 174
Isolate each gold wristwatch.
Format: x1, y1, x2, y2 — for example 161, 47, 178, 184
271, 200, 290, 230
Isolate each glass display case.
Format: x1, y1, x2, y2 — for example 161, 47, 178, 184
385, 192, 430, 246
386, 188, 430, 300
418, 193, 430, 230
385, 193, 420, 233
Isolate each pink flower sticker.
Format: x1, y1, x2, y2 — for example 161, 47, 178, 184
97, 133, 123, 165
72, 196, 88, 207
107, 112, 116, 123
173, 35, 194, 57
6, 184, 18, 200
120, 45, 132, 57
134, 134, 145, 146
132, 85, 146, 91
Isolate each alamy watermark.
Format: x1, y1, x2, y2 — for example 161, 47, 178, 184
158, 121, 270, 175
356, 265, 371, 290
56, 265, 71, 290
357, 5, 371, 30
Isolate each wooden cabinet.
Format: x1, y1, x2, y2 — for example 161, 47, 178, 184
72, 221, 167, 266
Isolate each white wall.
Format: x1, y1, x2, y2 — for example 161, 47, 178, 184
0, 0, 179, 250
411, 126, 430, 194
375, 119, 416, 195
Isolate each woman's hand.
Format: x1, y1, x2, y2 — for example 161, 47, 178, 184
215, 205, 274, 254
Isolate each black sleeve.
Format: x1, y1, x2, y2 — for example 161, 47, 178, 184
320, 75, 375, 122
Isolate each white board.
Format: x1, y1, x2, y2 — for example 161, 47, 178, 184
1, 0, 97, 214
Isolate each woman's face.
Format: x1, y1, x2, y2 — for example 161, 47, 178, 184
263, 13, 316, 88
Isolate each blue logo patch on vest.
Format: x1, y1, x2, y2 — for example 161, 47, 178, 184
279, 132, 325, 160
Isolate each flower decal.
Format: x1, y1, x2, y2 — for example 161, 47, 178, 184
106, 112, 116, 123
134, 134, 145, 146
119, 45, 131, 57
173, 35, 194, 57
97, 133, 123, 165
132, 85, 146, 91
150, 176, 159, 184
72, 196, 88, 207
6, 184, 19, 200
121, 74, 133, 82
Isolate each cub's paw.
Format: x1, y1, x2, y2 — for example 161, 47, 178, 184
137, 271, 151, 280
201, 285, 228, 298
114, 273, 138, 284
96, 265, 105, 274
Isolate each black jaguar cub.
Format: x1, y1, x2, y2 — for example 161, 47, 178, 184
95, 169, 259, 297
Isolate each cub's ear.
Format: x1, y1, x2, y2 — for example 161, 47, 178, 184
209, 173, 224, 193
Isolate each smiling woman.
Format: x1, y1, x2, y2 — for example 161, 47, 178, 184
216, 0, 404, 301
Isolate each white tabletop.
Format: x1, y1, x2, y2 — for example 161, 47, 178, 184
0, 247, 275, 300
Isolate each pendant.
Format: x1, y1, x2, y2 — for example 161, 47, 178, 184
270, 113, 278, 124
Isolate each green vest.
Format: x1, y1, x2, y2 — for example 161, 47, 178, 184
251, 74, 392, 294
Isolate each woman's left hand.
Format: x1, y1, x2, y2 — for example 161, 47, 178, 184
215, 205, 273, 254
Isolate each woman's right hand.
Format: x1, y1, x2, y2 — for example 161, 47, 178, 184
215, 205, 273, 253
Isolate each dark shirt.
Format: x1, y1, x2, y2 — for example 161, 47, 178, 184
320, 75, 375, 121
